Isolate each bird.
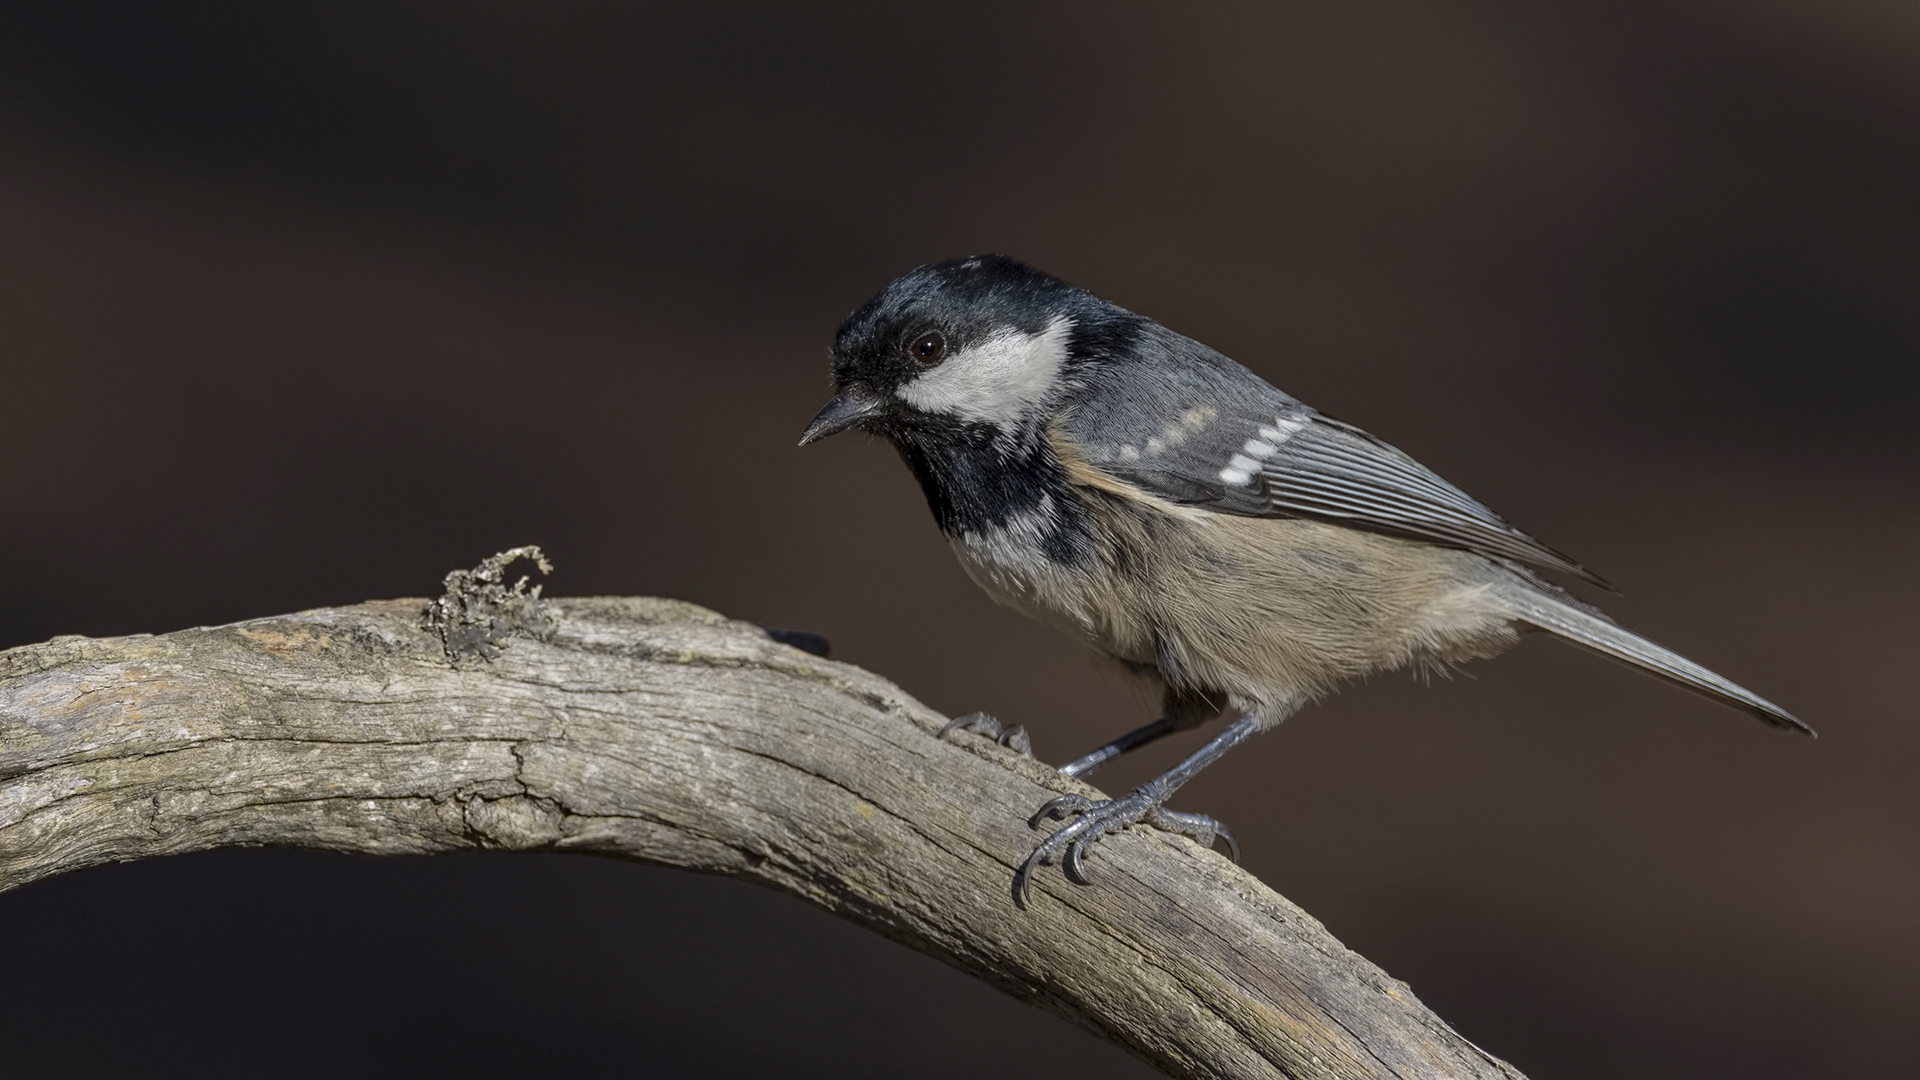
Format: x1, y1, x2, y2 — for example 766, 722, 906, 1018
799, 254, 1810, 908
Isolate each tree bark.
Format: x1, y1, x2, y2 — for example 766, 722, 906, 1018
0, 573, 1523, 1079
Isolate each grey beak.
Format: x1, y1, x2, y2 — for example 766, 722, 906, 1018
799, 386, 885, 446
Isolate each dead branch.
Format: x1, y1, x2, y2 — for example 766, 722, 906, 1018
0, 558, 1523, 1080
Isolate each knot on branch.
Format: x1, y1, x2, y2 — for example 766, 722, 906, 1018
421, 546, 557, 663
461, 793, 566, 849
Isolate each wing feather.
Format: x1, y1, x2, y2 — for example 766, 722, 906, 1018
1060, 326, 1604, 584
1258, 420, 1605, 584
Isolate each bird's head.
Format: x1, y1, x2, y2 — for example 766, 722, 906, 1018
799, 255, 1099, 448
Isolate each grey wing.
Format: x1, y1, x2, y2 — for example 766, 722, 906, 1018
1248, 415, 1604, 585
1066, 340, 1603, 583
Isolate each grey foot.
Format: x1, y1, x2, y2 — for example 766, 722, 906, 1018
938, 711, 1033, 757
1011, 789, 1239, 908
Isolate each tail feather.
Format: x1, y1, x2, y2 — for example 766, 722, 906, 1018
1494, 584, 1813, 736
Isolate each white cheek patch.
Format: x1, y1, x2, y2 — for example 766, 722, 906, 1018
897, 315, 1074, 425
1219, 415, 1307, 487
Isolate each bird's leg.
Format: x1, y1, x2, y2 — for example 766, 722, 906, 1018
1055, 686, 1224, 778
1056, 717, 1179, 779
937, 711, 1033, 757
1013, 714, 1263, 909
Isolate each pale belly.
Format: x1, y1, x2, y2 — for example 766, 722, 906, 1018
945, 499, 1523, 707
946, 525, 1157, 666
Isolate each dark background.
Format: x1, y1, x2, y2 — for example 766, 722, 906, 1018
1, 2, 1914, 1076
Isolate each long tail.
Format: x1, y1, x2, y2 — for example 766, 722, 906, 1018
1493, 582, 1813, 736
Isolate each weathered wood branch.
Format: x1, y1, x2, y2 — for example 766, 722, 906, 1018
0, 586, 1523, 1080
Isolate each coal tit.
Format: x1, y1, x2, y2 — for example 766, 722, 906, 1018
801, 255, 1809, 908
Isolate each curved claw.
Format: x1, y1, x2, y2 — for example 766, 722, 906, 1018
939, 712, 1034, 757
1213, 820, 1241, 863
1028, 793, 1094, 829
1151, 808, 1241, 863
1062, 837, 1094, 886
1013, 792, 1241, 909
1011, 806, 1102, 908
1013, 794, 1133, 906
938, 711, 1001, 740
1012, 845, 1048, 908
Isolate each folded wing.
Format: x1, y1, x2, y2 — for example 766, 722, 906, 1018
1080, 394, 1603, 584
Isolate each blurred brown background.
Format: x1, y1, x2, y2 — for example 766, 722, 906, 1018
0, 2, 1914, 1076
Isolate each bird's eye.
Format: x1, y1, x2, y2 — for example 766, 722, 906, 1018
911, 331, 947, 364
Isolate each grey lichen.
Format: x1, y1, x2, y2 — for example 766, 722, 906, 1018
421, 546, 558, 663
